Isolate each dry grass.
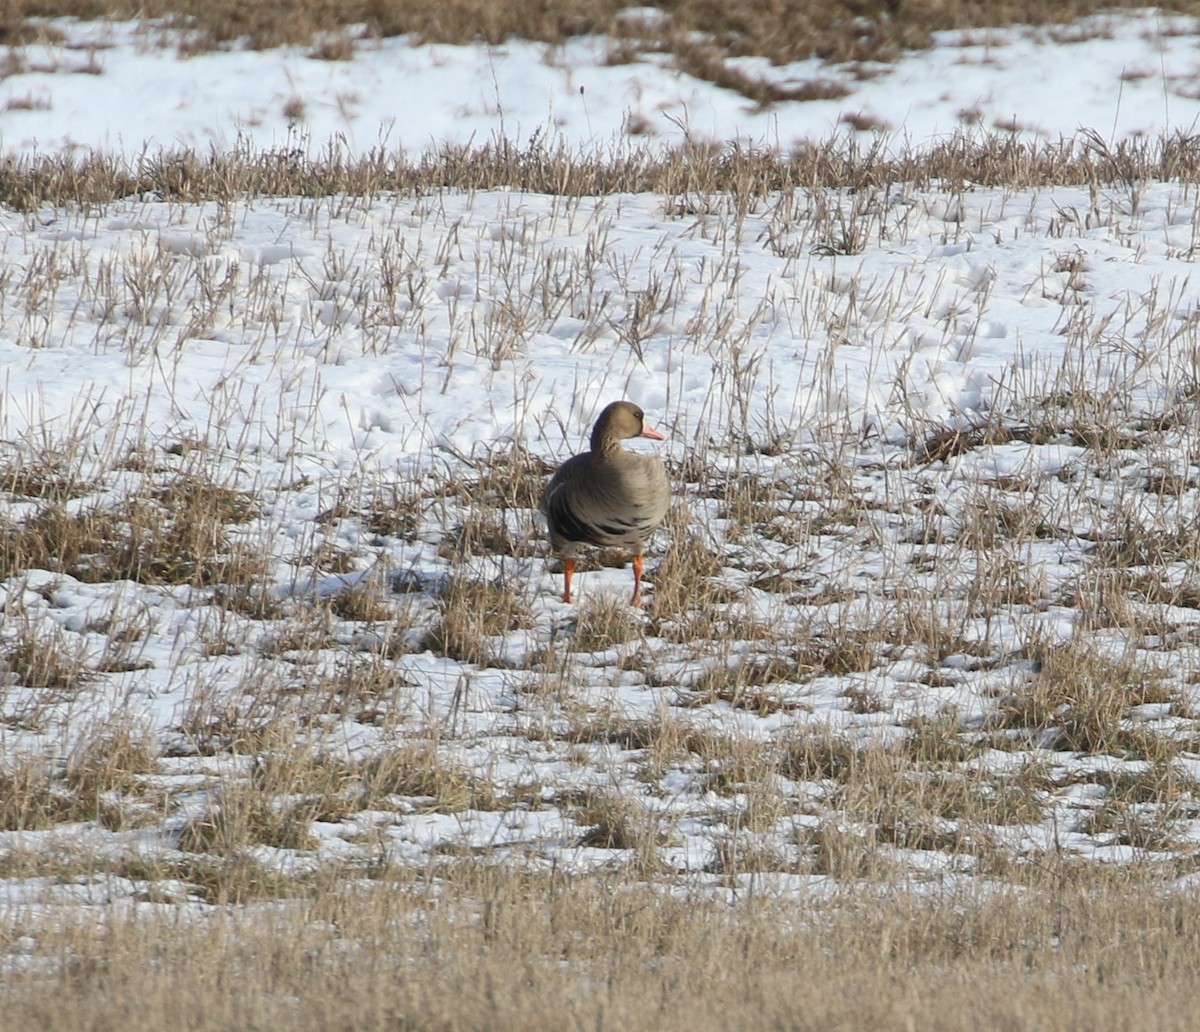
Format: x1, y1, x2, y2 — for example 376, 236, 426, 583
0, 721, 158, 830
4, 174, 1200, 902
0, 450, 91, 500
0, 470, 264, 586
178, 784, 322, 853
3, 1, 1196, 78
436, 511, 524, 561
571, 787, 667, 857
422, 575, 534, 664
356, 741, 500, 812
2, 130, 1200, 213
995, 640, 1174, 756
7, 57, 1200, 1023
687, 656, 810, 715
568, 594, 641, 653
2, 415, 1200, 1022
1, 622, 92, 691
6, 865, 1200, 1031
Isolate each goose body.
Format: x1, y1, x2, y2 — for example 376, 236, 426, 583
541, 401, 670, 605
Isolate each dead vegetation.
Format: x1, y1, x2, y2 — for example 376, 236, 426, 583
4, 130, 1200, 211
421, 575, 534, 664
2, 1, 1196, 96
5, 865, 1200, 1031
994, 640, 1174, 756
3, 169, 1200, 906
3, 68, 1200, 1021
0, 470, 263, 586
6, 383, 1192, 898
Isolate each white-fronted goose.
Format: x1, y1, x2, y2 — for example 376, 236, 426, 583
541, 400, 670, 606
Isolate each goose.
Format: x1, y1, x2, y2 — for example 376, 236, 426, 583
540, 400, 670, 606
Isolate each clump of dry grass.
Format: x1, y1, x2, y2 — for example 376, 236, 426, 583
957, 493, 1060, 552
902, 711, 984, 765
0, 720, 158, 831
172, 672, 301, 756
1098, 758, 1200, 806
437, 511, 523, 560
362, 481, 423, 540
570, 787, 670, 870
853, 768, 1046, 850
310, 659, 413, 726
776, 728, 870, 783
292, 542, 360, 576
796, 629, 878, 676
569, 594, 641, 652
562, 709, 732, 781
422, 576, 533, 664
327, 581, 394, 622
208, 585, 286, 620
452, 444, 553, 512
117, 851, 306, 905
178, 737, 363, 854
687, 656, 809, 716
357, 741, 500, 812
171, 733, 515, 861
670, 38, 851, 108
1092, 519, 1200, 568
1, 623, 92, 691
0, 449, 91, 500
995, 640, 1173, 755
179, 786, 321, 853
878, 597, 990, 664
0, 754, 97, 830
705, 835, 797, 881
712, 472, 795, 539
1071, 757, 1199, 850
647, 510, 725, 619
308, 32, 356, 61
0, 471, 264, 587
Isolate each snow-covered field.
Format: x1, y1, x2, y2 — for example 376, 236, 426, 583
1, 10, 1198, 157
5, 10, 1200, 928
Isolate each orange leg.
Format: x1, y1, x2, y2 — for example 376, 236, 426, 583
631, 553, 645, 607
562, 556, 576, 604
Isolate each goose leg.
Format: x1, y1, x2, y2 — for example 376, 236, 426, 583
630, 553, 645, 607
562, 556, 576, 603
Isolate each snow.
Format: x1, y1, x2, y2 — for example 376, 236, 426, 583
3, 9, 1200, 914
0, 11, 1198, 158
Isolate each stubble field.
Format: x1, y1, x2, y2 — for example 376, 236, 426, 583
5, 5, 1200, 1029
